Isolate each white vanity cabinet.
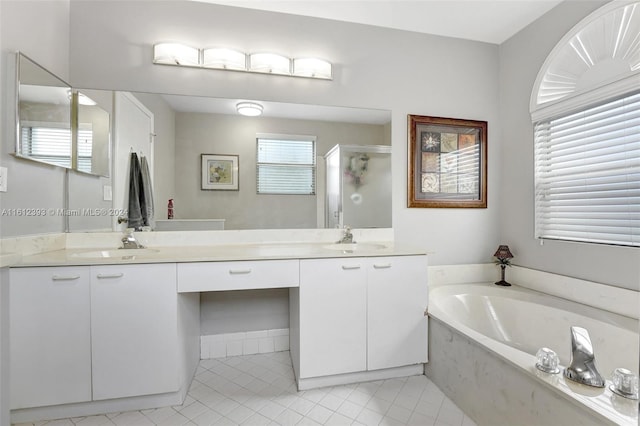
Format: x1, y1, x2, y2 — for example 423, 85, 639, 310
294, 255, 428, 386
10, 267, 92, 409
367, 255, 428, 370
298, 258, 368, 378
91, 263, 179, 400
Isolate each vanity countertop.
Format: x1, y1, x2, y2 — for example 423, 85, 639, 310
11, 241, 426, 267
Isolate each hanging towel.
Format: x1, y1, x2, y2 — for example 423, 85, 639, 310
127, 152, 146, 230
140, 155, 154, 228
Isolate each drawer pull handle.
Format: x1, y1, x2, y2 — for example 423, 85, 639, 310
52, 275, 80, 281
341, 265, 361, 270
229, 269, 252, 275
97, 273, 124, 279
373, 264, 392, 269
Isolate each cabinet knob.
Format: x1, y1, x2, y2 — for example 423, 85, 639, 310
424, 308, 428, 317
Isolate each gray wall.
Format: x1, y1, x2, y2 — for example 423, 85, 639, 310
0, 0, 70, 237
499, 0, 640, 291
174, 112, 388, 229
68, 0, 501, 267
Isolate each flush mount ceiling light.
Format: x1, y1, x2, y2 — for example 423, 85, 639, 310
236, 102, 263, 117
153, 43, 200, 66
248, 53, 291, 75
293, 58, 332, 79
202, 48, 246, 70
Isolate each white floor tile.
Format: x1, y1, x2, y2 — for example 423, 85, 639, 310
17, 352, 475, 426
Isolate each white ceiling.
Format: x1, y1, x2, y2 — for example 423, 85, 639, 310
195, 0, 564, 44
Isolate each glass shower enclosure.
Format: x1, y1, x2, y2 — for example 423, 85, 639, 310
324, 144, 392, 229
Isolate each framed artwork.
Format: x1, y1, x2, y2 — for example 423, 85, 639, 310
201, 154, 239, 190
408, 115, 487, 208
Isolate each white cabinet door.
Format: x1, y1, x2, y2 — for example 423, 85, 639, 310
91, 263, 178, 400
299, 258, 367, 378
367, 255, 428, 370
10, 267, 92, 409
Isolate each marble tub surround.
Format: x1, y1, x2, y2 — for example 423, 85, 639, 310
427, 281, 639, 426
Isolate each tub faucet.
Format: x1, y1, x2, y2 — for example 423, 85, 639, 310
564, 326, 605, 388
337, 226, 355, 244
121, 228, 145, 249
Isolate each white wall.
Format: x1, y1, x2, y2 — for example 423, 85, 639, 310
499, 0, 640, 291
0, 0, 71, 237
68, 0, 501, 266
173, 112, 388, 229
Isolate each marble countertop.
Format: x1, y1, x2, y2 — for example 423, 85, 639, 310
12, 241, 425, 267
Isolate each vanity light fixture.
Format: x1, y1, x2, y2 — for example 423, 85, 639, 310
236, 102, 263, 117
152, 43, 332, 80
248, 53, 291, 75
202, 48, 246, 70
293, 58, 332, 79
153, 43, 200, 66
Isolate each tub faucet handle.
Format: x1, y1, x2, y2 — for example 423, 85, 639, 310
564, 326, 605, 388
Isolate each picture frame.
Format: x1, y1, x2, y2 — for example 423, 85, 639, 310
201, 154, 239, 191
408, 115, 487, 208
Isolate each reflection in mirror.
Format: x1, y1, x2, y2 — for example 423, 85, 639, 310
135, 93, 392, 230
75, 90, 110, 177
16, 53, 72, 169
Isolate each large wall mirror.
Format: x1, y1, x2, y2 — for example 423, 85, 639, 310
16, 53, 111, 177
68, 90, 392, 231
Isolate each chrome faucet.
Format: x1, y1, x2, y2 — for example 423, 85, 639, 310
121, 228, 145, 249
337, 226, 355, 244
564, 326, 605, 387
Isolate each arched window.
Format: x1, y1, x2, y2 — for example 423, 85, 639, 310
530, 1, 640, 247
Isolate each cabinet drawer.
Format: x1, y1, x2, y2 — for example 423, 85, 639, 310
177, 259, 299, 292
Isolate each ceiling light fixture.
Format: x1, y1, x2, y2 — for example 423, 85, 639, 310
236, 102, 263, 117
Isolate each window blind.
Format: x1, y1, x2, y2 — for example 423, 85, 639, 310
257, 138, 315, 195
20, 126, 72, 168
76, 128, 93, 173
534, 91, 640, 246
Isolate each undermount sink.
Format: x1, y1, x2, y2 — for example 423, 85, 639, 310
322, 243, 387, 252
71, 248, 160, 258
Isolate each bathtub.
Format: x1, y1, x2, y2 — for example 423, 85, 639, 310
426, 282, 639, 426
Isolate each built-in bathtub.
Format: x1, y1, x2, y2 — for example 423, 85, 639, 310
426, 279, 639, 426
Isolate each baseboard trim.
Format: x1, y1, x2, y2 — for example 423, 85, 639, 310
296, 364, 424, 391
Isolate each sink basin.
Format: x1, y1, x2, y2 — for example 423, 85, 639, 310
322, 243, 387, 252
71, 248, 160, 259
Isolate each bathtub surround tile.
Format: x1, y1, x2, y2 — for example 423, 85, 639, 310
425, 317, 626, 426
510, 266, 640, 319
20, 351, 475, 426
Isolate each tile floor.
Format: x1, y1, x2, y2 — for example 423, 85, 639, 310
14, 351, 477, 426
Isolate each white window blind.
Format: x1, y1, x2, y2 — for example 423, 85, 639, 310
20, 125, 72, 168
76, 127, 93, 173
257, 137, 316, 195
534, 91, 640, 247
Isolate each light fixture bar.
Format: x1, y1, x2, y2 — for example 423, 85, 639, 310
152, 44, 332, 80
293, 58, 332, 79
248, 53, 291, 75
202, 48, 247, 70
153, 43, 200, 66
